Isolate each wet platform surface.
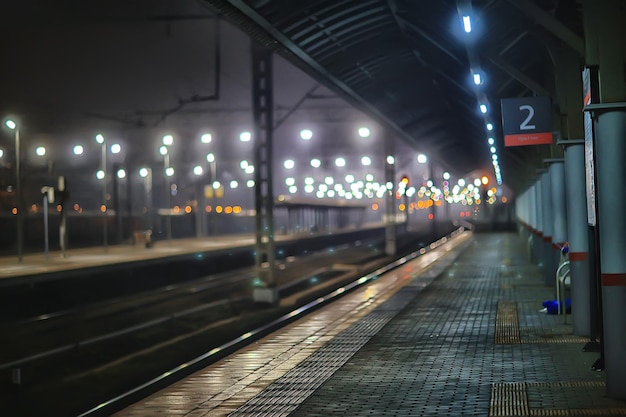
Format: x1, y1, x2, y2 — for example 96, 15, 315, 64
113, 231, 626, 417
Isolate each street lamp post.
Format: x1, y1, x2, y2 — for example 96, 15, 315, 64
164, 152, 171, 240
161, 134, 173, 240
5, 120, 23, 262
206, 152, 217, 235
384, 135, 396, 256
192, 165, 204, 237
95, 134, 108, 250
41, 187, 51, 259
200, 133, 217, 236
139, 167, 153, 231
207, 154, 216, 185
417, 153, 437, 236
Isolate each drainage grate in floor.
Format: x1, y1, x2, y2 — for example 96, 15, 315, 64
490, 382, 626, 416
495, 301, 521, 344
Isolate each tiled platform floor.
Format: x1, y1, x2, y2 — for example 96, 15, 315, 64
115, 232, 626, 417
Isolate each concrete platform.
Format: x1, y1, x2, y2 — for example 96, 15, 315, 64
0, 235, 254, 281
109, 231, 625, 416
0, 223, 390, 283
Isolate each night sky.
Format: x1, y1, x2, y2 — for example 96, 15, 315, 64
0, 0, 383, 166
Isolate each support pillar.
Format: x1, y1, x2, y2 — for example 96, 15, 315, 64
540, 170, 554, 287
516, 192, 522, 235
517, 188, 531, 252
251, 43, 278, 304
533, 178, 544, 270
583, 0, 626, 399
528, 182, 539, 264
561, 140, 591, 336
548, 159, 567, 251
590, 103, 626, 396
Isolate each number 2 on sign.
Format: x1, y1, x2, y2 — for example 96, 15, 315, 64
519, 105, 536, 130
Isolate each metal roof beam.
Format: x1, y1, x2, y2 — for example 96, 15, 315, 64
388, 0, 474, 100
221, 0, 418, 145
483, 52, 553, 97
398, 17, 464, 66
503, 0, 584, 56
420, 61, 475, 98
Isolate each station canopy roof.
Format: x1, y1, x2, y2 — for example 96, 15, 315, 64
202, 0, 584, 192
0, 0, 584, 193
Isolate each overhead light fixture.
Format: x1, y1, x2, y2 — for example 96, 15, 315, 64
239, 131, 251, 142
473, 73, 482, 85
162, 134, 174, 146
486, 123, 493, 131
300, 129, 313, 140
480, 104, 487, 114
358, 127, 371, 138
462, 15, 472, 33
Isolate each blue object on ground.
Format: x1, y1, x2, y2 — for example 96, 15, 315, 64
542, 299, 571, 315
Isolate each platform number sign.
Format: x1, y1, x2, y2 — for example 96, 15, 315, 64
501, 97, 553, 147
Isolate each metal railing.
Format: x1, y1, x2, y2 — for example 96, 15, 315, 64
555, 252, 571, 323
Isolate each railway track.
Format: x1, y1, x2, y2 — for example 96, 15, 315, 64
0, 239, 390, 417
